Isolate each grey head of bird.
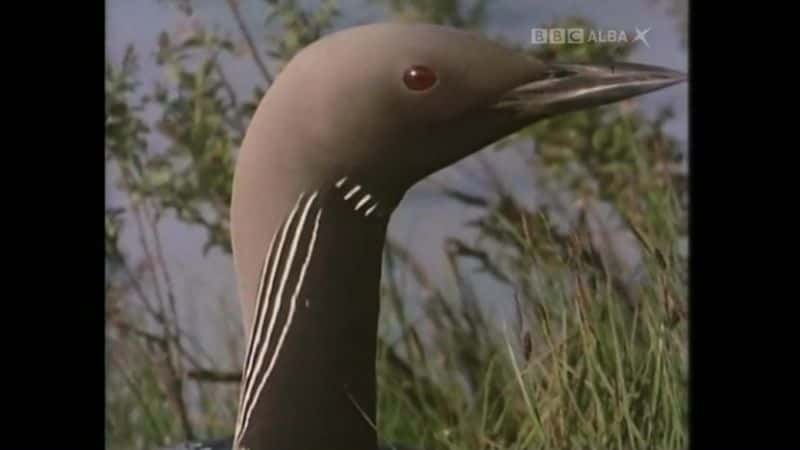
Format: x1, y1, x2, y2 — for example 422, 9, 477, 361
228, 21, 685, 450
235, 22, 685, 205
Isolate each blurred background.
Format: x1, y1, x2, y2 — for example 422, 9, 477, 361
106, 1, 688, 449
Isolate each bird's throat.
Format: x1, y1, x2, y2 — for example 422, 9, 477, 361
233, 182, 392, 450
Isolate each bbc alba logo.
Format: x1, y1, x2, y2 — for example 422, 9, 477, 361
531, 27, 651, 48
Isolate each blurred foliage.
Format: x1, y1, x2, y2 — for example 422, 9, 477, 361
369, 0, 488, 28
265, 0, 341, 63
106, 1, 687, 449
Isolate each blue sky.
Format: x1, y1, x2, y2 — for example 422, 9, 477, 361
107, 0, 688, 360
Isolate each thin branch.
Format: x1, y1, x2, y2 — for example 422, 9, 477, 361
114, 320, 167, 345
121, 261, 165, 323
162, 358, 196, 441
143, 199, 186, 377
145, 202, 179, 330
213, 59, 246, 135
345, 390, 381, 439
225, 0, 274, 84
116, 165, 169, 321
187, 369, 242, 383
212, 51, 238, 107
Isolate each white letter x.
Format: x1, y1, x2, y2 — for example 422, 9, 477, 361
634, 27, 652, 48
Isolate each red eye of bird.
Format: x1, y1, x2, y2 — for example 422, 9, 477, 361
403, 65, 438, 91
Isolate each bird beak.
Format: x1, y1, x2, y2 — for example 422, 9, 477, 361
495, 61, 687, 119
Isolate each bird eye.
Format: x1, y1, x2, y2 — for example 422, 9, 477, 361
403, 65, 438, 91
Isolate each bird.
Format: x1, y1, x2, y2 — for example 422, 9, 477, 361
161, 21, 686, 450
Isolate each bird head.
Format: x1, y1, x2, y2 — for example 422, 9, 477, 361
240, 22, 685, 208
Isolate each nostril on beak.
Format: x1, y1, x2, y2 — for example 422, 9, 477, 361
546, 68, 576, 79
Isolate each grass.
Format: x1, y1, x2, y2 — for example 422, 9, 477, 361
375, 273, 687, 449
374, 189, 687, 450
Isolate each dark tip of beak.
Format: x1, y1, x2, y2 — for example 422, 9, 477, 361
610, 62, 687, 84
548, 61, 687, 93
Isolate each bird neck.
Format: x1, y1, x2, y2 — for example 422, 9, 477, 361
233, 177, 395, 450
